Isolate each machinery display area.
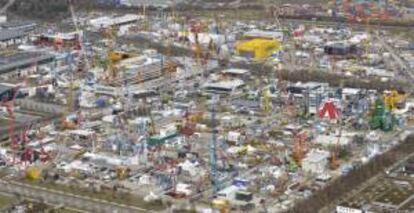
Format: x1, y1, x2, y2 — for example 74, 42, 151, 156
0, 0, 413, 213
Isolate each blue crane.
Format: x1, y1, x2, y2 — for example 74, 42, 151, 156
209, 95, 219, 194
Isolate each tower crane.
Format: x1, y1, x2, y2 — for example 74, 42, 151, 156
1, 85, 22, 164
162, 37, 178, 82
209, 95, 220, 194
61, 53, 78, 130
134, 72, 157, 136
261, 88, 272, 114
292, 131, 307, 167
105, 27, 117, 82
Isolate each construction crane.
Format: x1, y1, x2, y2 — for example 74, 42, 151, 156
105, 27, 117, 81
1, 85, 21, 164
331, 0, 340, 18
382, 90, 407, 111
20, 127, 32, 164
209, 95, 220, 194
330, 126, 342, 170
61, 53, 81, 130
162, 37, 178, 81
68, 0, 90, 69
142, 3, 149, 31
134, 72, 157, 136
35, 127, 50, 162
261, 88, 272, 114
292, 131, 307, 167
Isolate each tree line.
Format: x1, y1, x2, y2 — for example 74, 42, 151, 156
287, 134, 414, 213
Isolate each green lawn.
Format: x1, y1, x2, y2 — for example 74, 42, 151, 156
0, 194, 17, 209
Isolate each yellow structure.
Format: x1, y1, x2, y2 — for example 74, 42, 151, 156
116, 166, 129, 180
383, 90, 407, 110
108, 51, 132, 62
26, 167, 41, 180
236, 38, 281, 60
211, 198, 230, 213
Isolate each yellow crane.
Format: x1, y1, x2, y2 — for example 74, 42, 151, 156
135, 72, 157, 136
261, 88, 272, 114
163, 38, 178, 76
61, 68, 78, 130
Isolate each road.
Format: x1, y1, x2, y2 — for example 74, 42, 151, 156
374, 33, 414, 84
0, 180, 159, 213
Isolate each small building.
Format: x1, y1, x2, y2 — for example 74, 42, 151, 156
0, 84, 17, 101
324, 42, 360, 55
117, 56, 163, 84
0, 52, 55, 79
0, 16, 6, 23
236, 38, 281, 60
33, 31, 82, 49
244, 29, 284, 41
0, 29, 30, 48
89, 14, 140, 30
221, 68, 250, 79
202, 79, 245, 96
336, 205, 363, 213
302, 149, 330, 174
0, 21, 37, 31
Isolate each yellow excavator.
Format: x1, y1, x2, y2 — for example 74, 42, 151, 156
116, 166, 129, 180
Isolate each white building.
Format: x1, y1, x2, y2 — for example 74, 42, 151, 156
336, 205, 363, 213
302, 149, 330, 174
202, 79, 245, 96
0, 29, 29, 48
0, 52, 55, 79
0, 16, 6, 23
244, 29, 284, 41
89, 14, 141, 30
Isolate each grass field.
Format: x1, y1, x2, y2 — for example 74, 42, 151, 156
0, 194, 17, 209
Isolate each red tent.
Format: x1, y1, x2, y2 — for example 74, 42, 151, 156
319, 100, 338, 119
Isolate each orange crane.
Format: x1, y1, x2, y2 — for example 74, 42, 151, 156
330, 126, 342, 170
162, 38, 178, 78
292, 132, 307, 166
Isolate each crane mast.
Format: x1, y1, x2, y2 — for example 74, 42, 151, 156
209, 95, 219, 194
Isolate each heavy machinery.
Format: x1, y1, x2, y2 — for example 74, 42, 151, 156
382, 90, 407, 110
26, 166, 41, 180
104, 27, 118, 81
370, 97, 395, 132
209, 95, 220, 194
162, 37, 178, 78
211, 198, 230, 213
292, 132, 307, 167
1, 84, 27, 164
61, 76, 78, 130
116, 166, 129, 180
330, 127, 342, 170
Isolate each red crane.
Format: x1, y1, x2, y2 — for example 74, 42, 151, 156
20, 127, 33, 164
1, 86, 21, 164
